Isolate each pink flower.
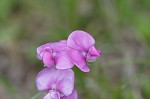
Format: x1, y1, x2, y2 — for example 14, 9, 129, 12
35, 30, 102, 99
36, 67, 77, 99
37, 40, 74, 69
66, 30, 102, 72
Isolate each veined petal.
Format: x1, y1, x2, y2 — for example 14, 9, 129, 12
36, 67, 75, 96
66, 47, 90, 72
67, 30, 95, 51
43, 50, 55, 67
55, 51, 74, 69
61, 89, 77, 99
86, 46, 102, 62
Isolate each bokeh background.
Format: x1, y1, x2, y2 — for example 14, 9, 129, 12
0, 0, 150, 99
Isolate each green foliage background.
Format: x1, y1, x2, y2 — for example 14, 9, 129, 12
0, 0, 150, 99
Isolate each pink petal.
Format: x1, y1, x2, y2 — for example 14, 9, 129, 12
43, 93, 51, 99
55, 51, 74, 69
66, 47, 90, 72
36, 67, 74, 96
36, 68, 53, 91
43, 90, 60, 99
67, 30, 95, 51
50, 42, 66, 51
43, 50, 55, 67
55, 70, 75, 96
37, 43, 52, 60
86, 46, 102, 62
59, 40, 67, 44
49, 90, 60, 99
37, 42, 66, 60
61, 89, 77, 99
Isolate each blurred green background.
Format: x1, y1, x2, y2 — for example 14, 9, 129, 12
0, 0, 150, 99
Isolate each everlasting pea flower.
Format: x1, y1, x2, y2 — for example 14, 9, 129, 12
66, 30, 102, 72
36, 67, 77, 99
37, 40, 74, 69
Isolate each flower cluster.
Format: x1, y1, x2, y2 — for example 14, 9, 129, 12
35, 30, 102, 99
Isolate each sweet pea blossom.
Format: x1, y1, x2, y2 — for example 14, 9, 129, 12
66, 30, 102, 72
36, 67, 77, 99
37, 40, 74, 69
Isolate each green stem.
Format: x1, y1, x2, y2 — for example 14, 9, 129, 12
30, 92, 42, 99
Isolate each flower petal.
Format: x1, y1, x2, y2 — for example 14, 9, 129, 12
43, 90, 60, 99
61, 89, 77, 99
37, 42, 66, 60
66, 47, 90, 72
43, 50, 55, 67
59, 40, 67, 44
55, 51, 74, 69
55, 69, 75, 96
86, 46, 102, 62
49, 90, 60, 99
36, 68, 54, 91
37, 43, 52, 60
50, 42, 66, 51
43, 93, 51, 99
36, 67, 75, 96
67, 30, 95, 51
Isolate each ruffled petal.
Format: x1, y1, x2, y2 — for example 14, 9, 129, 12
61, 89, 77, 99
55, 51, 74, 69
37, 42, 66, 60
36, 67, 75, 96
66, 47, 90, 72
86, 46, 102, 62
43, 50, 55, 67
37, 43, 52, 60
67, 30, 95, 51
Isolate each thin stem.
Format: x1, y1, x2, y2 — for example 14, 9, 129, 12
30, 92, 42, 99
